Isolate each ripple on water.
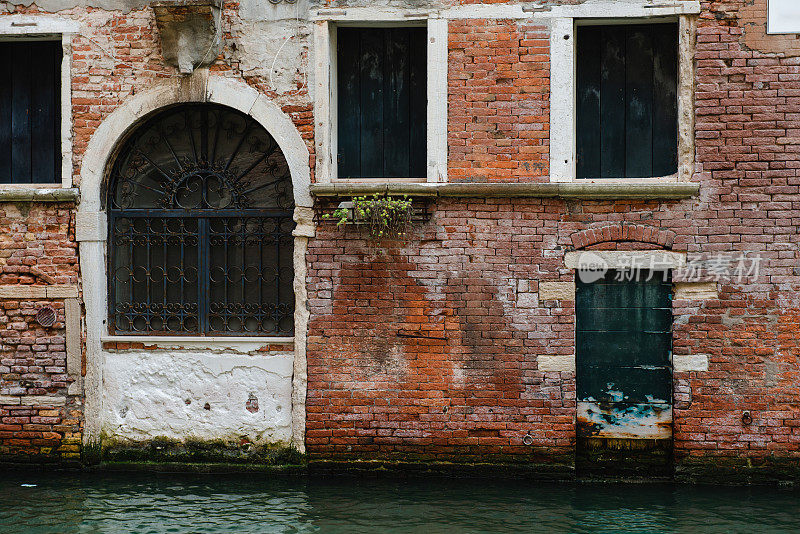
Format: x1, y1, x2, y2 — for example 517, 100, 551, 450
1, 474, 800, 534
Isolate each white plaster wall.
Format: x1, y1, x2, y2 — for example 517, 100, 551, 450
101, 349, 293, 444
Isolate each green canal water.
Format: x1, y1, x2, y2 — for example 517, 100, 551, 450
1, 471, 799, 533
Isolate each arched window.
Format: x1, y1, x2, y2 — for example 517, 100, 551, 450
108, 104, 295, 336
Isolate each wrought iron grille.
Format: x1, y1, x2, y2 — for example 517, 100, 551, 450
108, 104, 295, 336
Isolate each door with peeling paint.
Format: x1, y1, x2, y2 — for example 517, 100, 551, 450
575, 269, 673, 475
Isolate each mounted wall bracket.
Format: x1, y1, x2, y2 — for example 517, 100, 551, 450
152, 0, 222, 75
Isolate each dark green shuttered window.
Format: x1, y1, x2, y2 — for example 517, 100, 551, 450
576, 24, 678, 179
337, 27, 427, 179
0, 40, 61, 184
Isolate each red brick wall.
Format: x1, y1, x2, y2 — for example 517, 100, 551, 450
669, 0, 800, 466
306, 2, 800, 473
307, 198, 678, 464
0, 298, 81, 462
1, 0, 799, 475
448, 20, 550, 183
0, 203, 80, 462
0, 204, 77, 285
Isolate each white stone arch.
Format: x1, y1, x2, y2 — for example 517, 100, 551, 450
77, 73, 312, 453
79, 75, 311, 210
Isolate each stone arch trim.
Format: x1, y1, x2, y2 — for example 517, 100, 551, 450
570, 223, 676, 250
79, 74, 312, 211
77, 73, 313, 452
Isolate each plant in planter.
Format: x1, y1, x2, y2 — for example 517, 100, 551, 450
323, 194, 414, 239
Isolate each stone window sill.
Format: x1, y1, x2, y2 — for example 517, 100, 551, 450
100, 336, 295, 351
102, 335, 294, 343
0, 187, 79, 202
310, 182, 700, 199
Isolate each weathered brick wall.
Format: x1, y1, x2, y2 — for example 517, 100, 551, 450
0, 299, 81, 462
0, 0, 798, 475
4, 2, 316, 187
670, 0, 800, 467
448, 20, 550, 182
0, 1, 315, 462
306, 0, 800, 474
307, 198, 685, 464
0, 204, 77, 285
0, 203, 81, 462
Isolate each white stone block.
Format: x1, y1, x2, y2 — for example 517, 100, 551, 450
538, 355, 575, 372
674, 354, 709, 372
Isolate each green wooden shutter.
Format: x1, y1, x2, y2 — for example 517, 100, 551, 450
576, 24, 678, 179
337, 28, 427, 179
0, 40, 61, 184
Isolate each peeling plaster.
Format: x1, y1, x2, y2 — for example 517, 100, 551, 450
239, 0, 319, 22
235, 19, 311, 95
102, 350, 293, 443
3, 0, 316, 16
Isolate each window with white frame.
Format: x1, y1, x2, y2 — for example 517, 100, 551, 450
548, 5, 697, 184
0, 39, 62, 184
768, 0, 800, 34
314, 15, 447, 184
0, 16, 75, 189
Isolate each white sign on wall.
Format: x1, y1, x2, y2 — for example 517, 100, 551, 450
768, 0, 800, 34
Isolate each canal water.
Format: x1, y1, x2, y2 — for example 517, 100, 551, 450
1, 471, 799, 533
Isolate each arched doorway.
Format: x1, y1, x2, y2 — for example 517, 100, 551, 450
107, 103, 295, 336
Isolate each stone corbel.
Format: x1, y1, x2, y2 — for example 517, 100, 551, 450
152, 0, 223, 75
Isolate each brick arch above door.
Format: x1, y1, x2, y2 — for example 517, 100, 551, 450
570, 223, 677, 251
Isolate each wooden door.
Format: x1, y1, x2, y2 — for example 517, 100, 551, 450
575, 270, 673, 475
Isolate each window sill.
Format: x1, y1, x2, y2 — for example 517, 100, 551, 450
329, 178, 428, 184
0, 187, 78, 202
101, 335, 295, 352
573, 175, 679, 184
310, 182, 700, 199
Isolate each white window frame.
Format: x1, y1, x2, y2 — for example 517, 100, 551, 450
543, 2, 700, 184
767, 0, 800, 35
0, 15, 77, 189
312, 9, 448, 183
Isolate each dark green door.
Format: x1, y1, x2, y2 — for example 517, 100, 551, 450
575, 269, 673, 474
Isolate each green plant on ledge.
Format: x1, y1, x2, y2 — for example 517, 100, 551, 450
323, 193, 413, 239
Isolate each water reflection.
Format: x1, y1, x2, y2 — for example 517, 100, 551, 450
1, 472, 799, 533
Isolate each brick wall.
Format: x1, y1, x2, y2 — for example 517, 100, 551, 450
0, 0, 799, 475
52, 2, 315, 187
307, 198, 682, 465
448, 20, 550, 183
0, 298, 81, 462
306, 0, 800, 473
670, 0, 800, 467
0, 203, 80, 462
0, 1, 315, 462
